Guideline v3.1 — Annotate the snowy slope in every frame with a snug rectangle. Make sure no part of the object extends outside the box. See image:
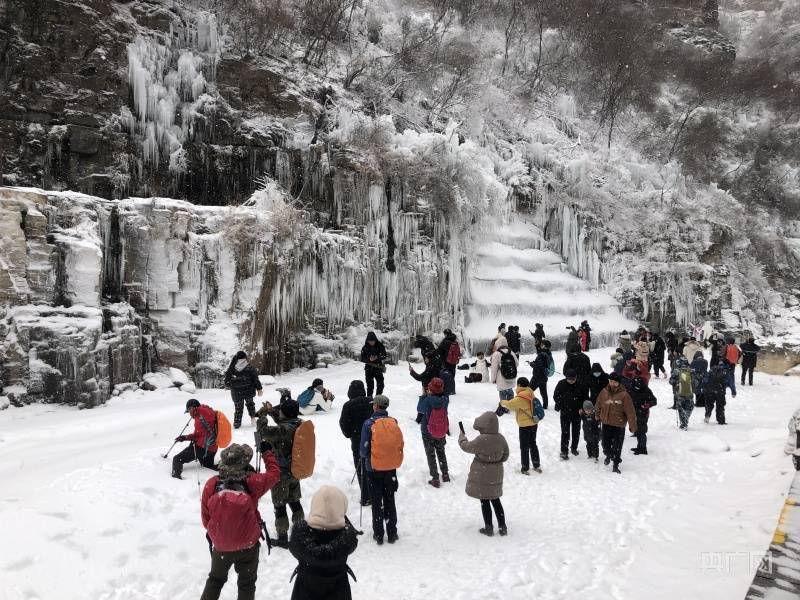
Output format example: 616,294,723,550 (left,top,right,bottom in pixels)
1,347,797,600
465,220,637,351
